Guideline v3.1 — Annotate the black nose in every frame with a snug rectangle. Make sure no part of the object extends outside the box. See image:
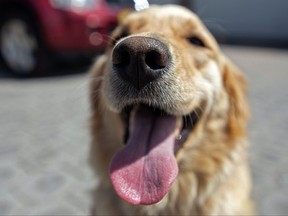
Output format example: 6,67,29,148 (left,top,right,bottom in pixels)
112,36,171,90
